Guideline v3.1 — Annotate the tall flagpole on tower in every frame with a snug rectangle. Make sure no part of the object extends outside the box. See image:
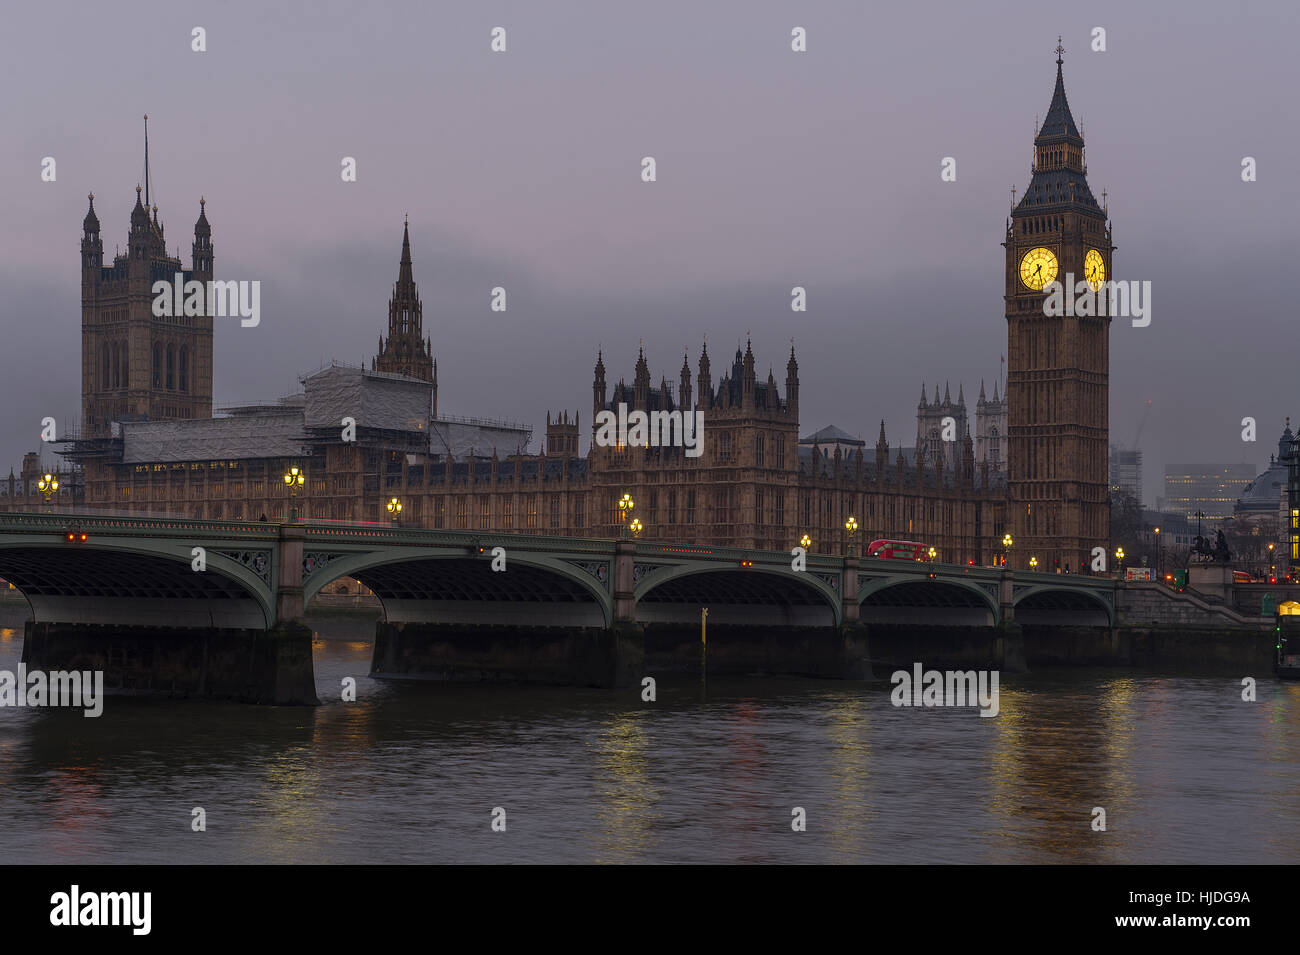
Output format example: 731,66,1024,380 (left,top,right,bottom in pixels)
143,114,151,208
